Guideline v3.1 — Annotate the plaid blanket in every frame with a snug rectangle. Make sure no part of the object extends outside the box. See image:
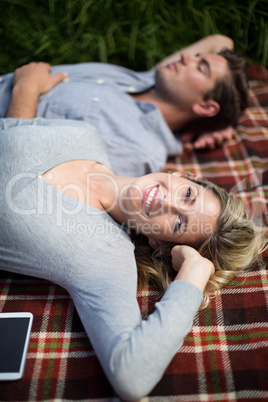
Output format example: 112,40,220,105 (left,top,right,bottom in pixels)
0,66,267,402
